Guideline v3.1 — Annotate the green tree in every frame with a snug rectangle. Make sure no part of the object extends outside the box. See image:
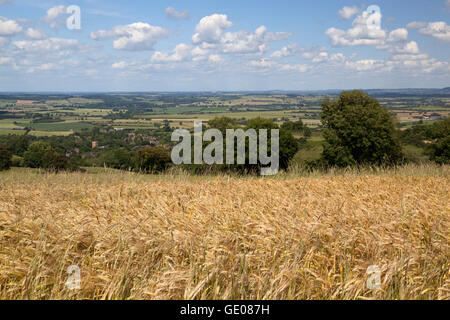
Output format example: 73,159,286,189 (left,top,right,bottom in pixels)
101,148,133,170
134,147,171,173
42,151,71,172
245,117,299,171
320,90,403,167
0,144,12,171
429,117,450,164
23,142,53,168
